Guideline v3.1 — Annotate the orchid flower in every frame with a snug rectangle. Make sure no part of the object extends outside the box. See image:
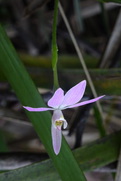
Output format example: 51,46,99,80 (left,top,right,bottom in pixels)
23,80,104,155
